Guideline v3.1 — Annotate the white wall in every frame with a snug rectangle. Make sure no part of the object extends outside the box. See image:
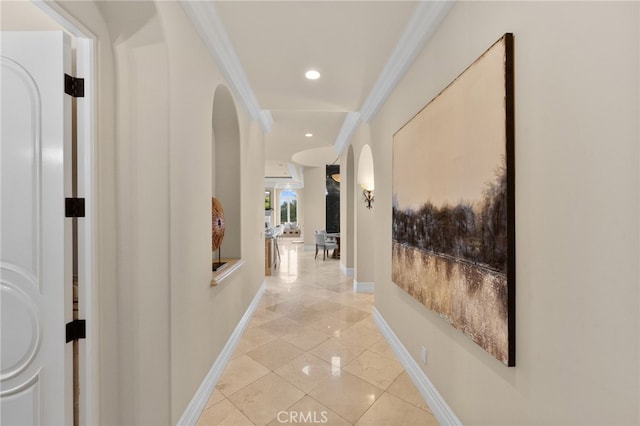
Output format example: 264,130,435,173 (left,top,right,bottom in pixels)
158,2,266,423
350,129,376,285
104,5,172,423
0,1,62,30
372,2,639,424
302,167,326,247
339,145,355,273
295,188,305,236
